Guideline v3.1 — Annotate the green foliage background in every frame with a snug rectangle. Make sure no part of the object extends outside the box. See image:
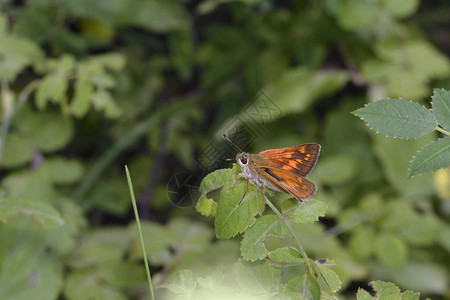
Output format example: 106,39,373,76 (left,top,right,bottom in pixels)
0,0,449,299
